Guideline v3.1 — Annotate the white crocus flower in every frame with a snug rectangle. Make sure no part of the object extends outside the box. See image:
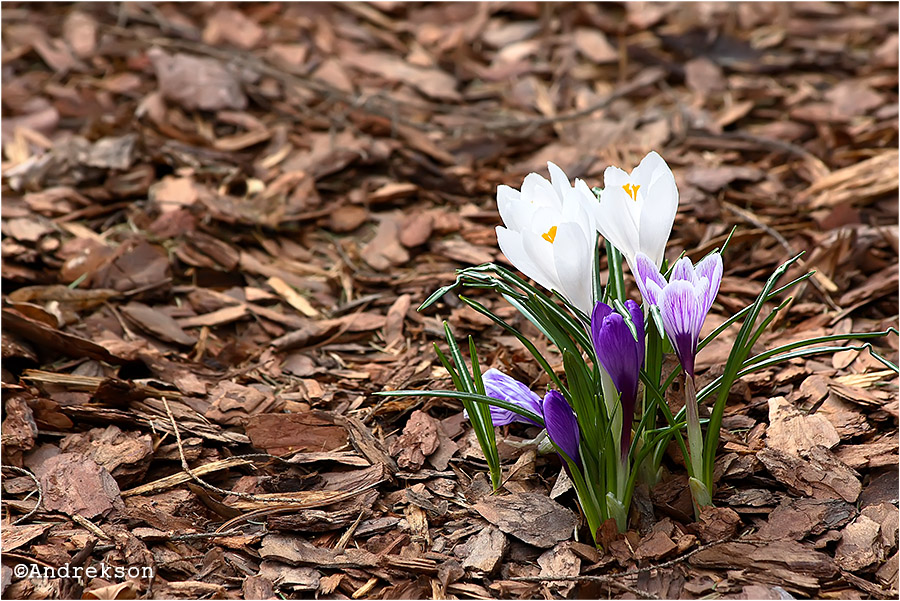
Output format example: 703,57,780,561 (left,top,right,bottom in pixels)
496,162,600,316
595,151,679,273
